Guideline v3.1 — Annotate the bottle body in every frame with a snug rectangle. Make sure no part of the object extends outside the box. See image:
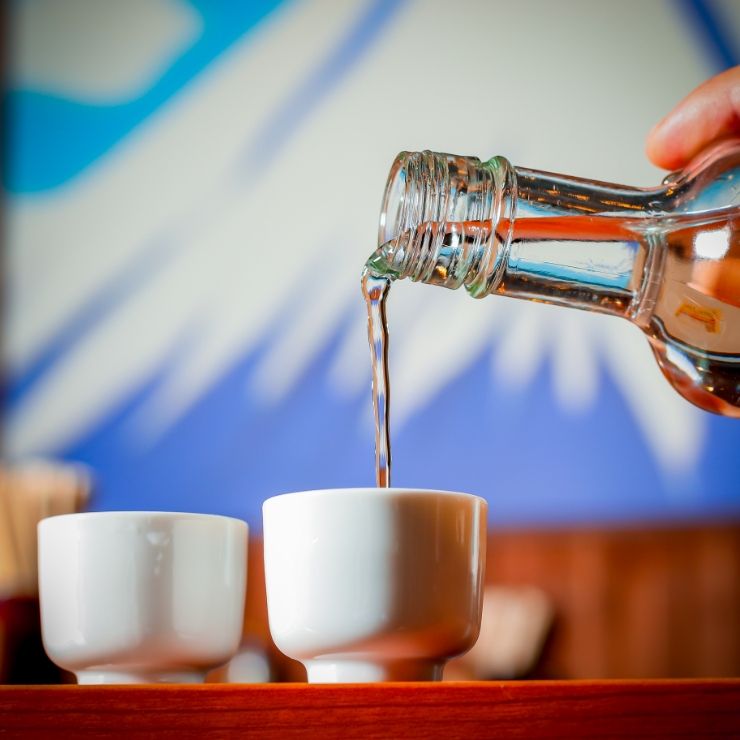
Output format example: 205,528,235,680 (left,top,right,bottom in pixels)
367,141,740,417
